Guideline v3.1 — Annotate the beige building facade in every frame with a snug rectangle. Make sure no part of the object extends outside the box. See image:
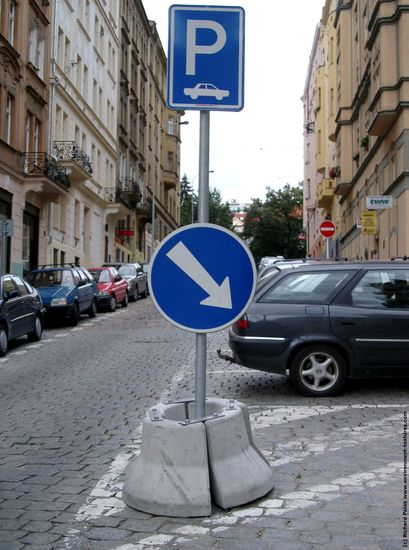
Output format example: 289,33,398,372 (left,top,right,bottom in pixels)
305,0,409,260
0,0,183,275
0,0,77,275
